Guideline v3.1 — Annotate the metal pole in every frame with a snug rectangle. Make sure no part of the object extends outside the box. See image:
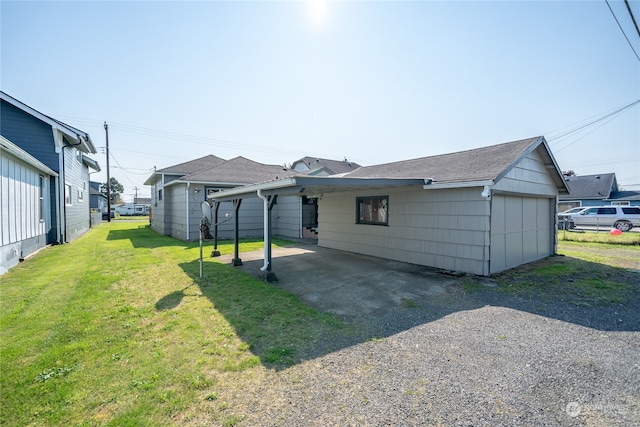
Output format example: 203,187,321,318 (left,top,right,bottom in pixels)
104,122,111,222
199,220,204,279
